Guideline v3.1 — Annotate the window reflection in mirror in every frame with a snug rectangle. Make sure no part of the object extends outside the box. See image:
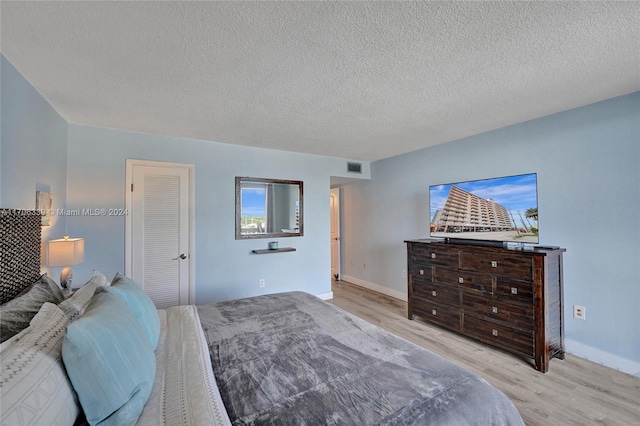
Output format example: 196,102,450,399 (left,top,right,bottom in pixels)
235,177,303,239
